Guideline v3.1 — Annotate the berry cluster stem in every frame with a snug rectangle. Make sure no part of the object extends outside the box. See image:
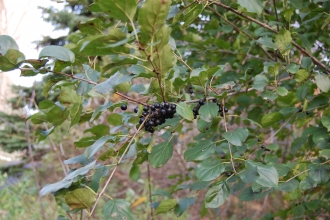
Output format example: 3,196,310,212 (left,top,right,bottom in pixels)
222,99,237,174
